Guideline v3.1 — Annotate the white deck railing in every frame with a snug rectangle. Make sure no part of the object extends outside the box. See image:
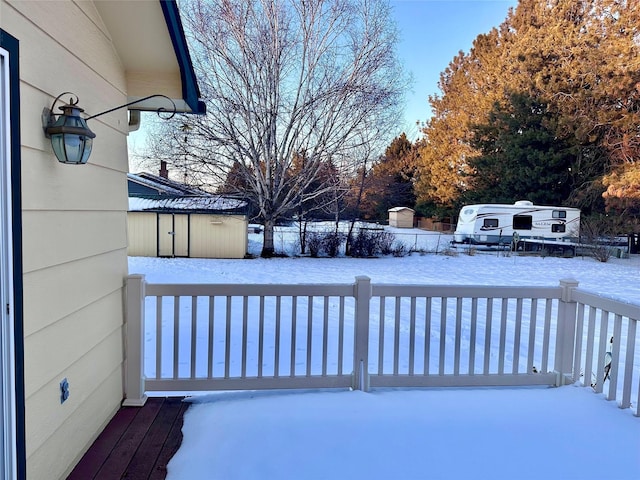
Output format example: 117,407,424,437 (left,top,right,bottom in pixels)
123,275,640,416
